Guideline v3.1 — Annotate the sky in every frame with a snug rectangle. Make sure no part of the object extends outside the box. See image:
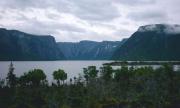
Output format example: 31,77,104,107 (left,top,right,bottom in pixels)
0,0,180,42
